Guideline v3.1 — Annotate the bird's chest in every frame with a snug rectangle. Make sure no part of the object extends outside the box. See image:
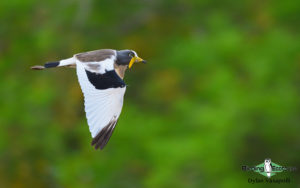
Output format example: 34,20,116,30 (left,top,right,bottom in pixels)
114,64,128,79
